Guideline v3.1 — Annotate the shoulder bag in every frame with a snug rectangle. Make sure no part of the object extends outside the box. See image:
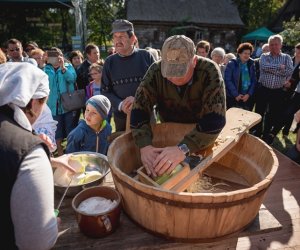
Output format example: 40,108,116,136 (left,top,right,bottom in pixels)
61,83,86,112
